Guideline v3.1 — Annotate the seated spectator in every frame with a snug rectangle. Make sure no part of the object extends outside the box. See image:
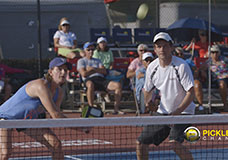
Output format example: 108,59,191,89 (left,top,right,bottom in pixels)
174,47,205,110
77,42,124,114
174,47,196,72
54,17,83,59
93,37,123,102
126,44,149,79
0,63,29,102
184,30,211,58
93,37,114,70
135,52,159,113
209,45,228,111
